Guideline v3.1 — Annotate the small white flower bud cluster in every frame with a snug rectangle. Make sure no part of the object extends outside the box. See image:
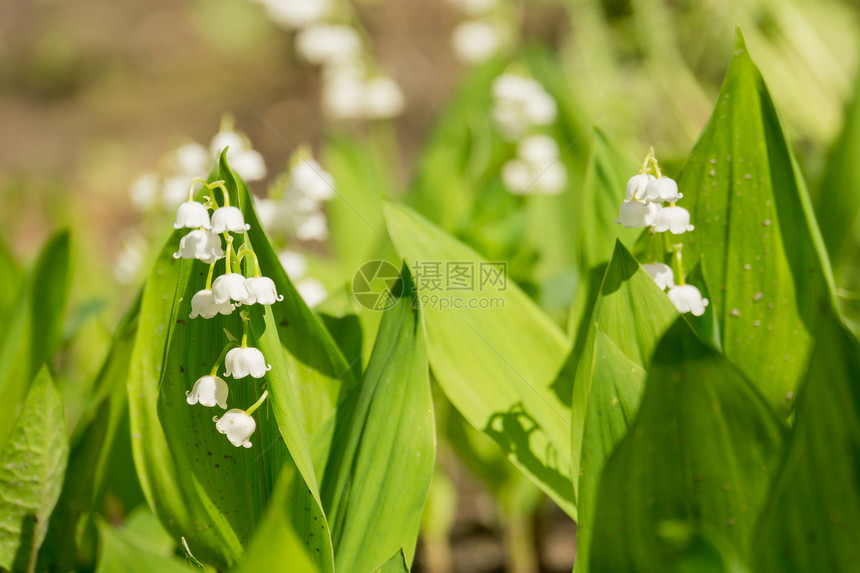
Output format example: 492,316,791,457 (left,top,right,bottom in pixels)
622,149,709,316
249,0,404,122
447,0,508,66
492,73,566,196
175,180,281,449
